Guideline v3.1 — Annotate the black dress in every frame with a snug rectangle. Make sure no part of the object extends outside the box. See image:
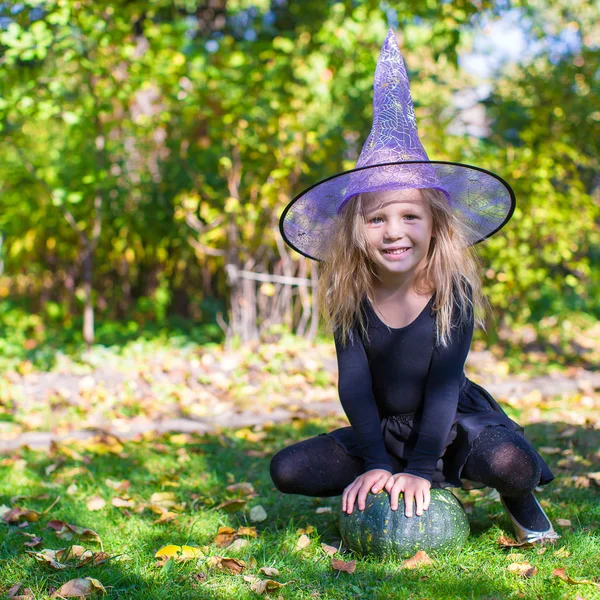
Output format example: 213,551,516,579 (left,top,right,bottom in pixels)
323,289,554,489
